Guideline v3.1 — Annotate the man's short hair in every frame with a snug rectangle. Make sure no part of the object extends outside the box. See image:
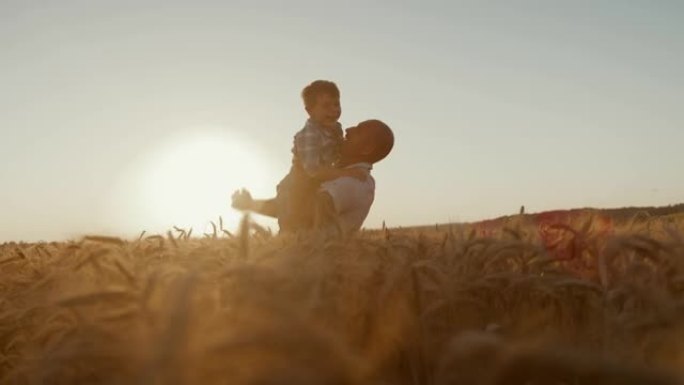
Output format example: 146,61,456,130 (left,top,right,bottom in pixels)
357,119,394,163
301,80,340,109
